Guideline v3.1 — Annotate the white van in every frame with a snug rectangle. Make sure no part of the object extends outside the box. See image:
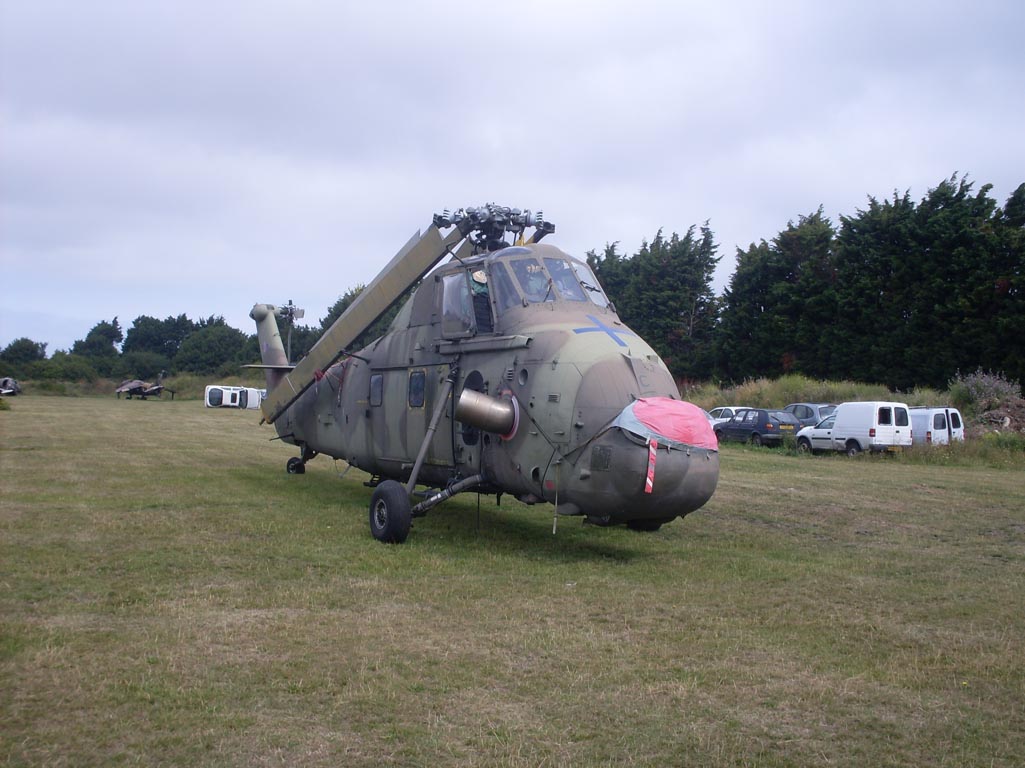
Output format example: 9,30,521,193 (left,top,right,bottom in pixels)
799,401,912,455
204,385,265,410
910,406,965,445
